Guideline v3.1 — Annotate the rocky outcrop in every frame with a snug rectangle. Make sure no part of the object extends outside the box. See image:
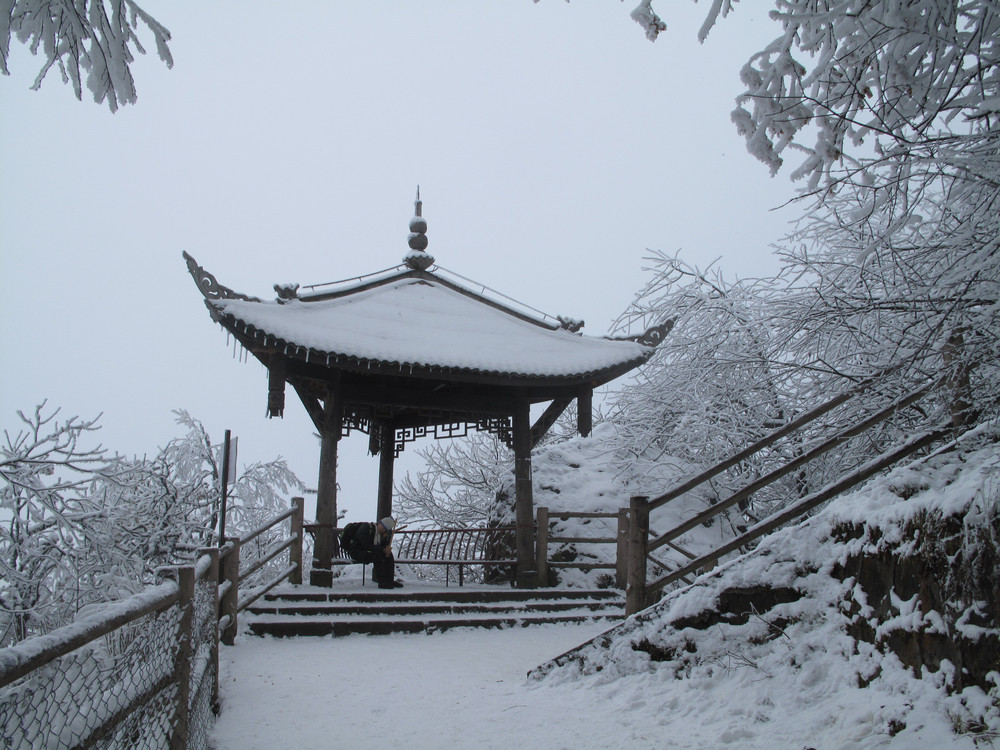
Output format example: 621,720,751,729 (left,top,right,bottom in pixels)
835,510,1000,693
